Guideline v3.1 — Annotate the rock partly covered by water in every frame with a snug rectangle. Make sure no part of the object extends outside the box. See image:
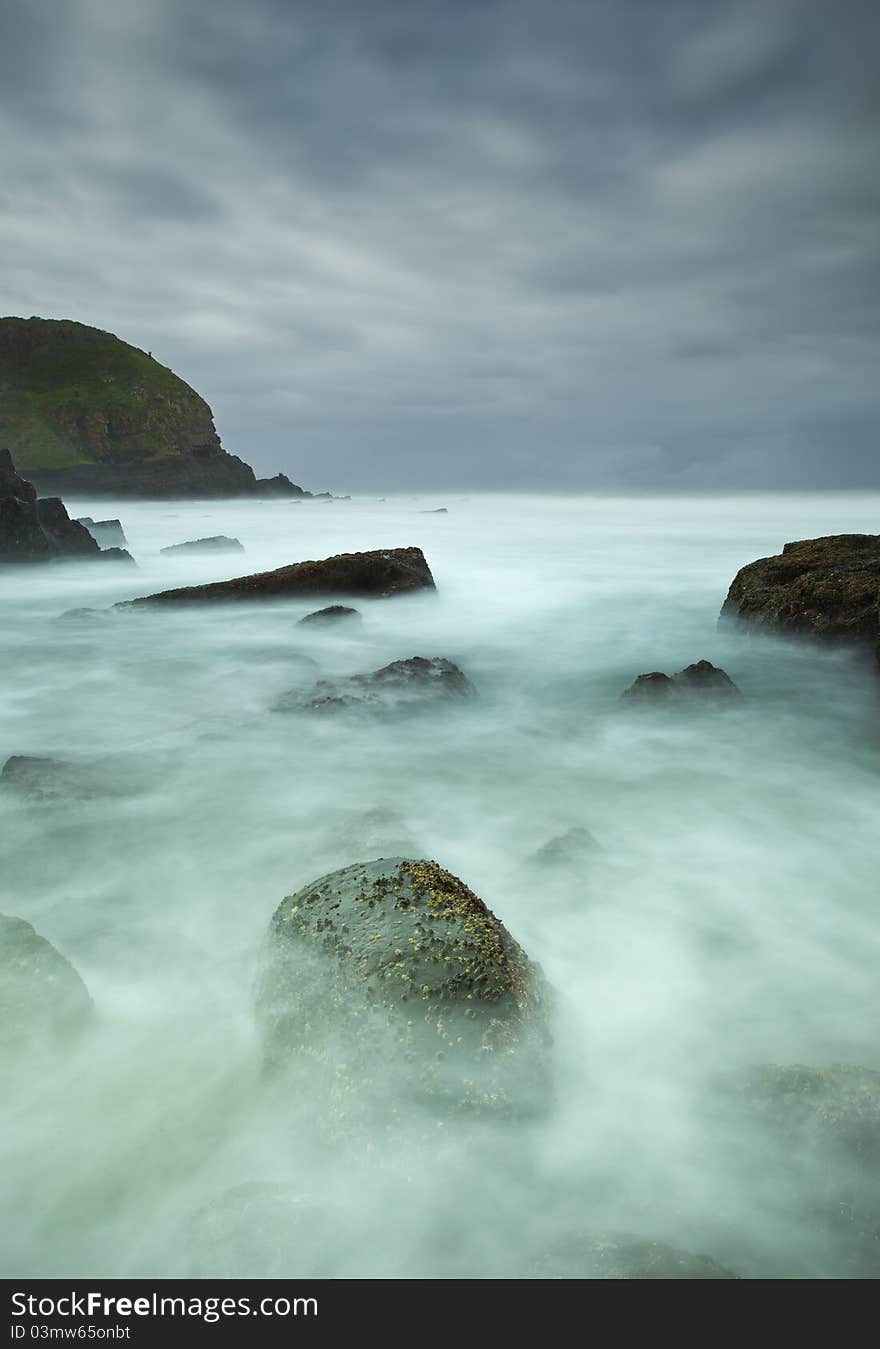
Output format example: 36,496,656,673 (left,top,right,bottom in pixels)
256,857,551,1115
622,660,741,700
276,656,474,714
118,547,436,607
160,535,244,556
530,826,601,868
0,451,102,563
0,914,93,1059
529,1231,738,1280
721,535,880,656
298,604,361,626
76,517,127,548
